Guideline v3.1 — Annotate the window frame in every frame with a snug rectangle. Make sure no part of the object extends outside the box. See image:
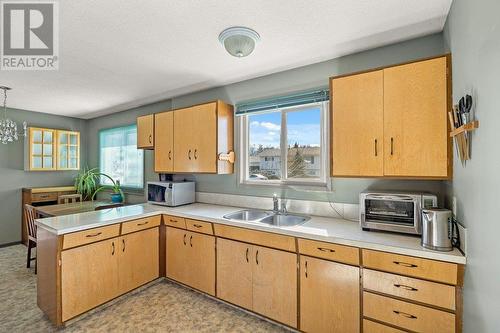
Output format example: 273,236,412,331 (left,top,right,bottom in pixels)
239,101,329,187
98,124,145,191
